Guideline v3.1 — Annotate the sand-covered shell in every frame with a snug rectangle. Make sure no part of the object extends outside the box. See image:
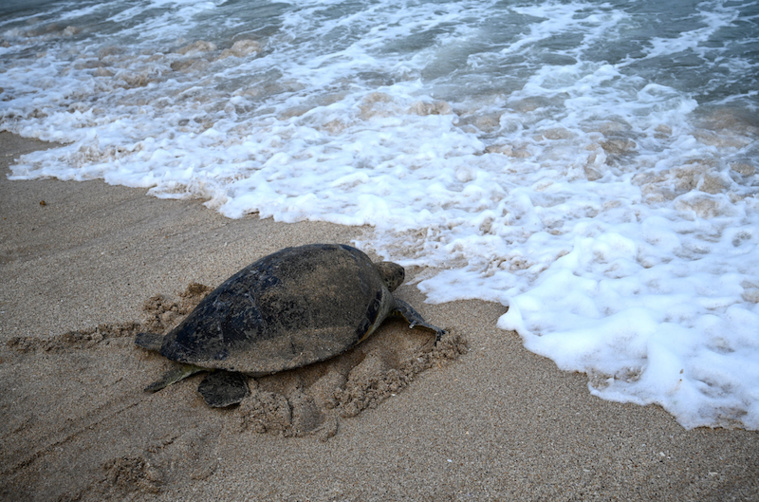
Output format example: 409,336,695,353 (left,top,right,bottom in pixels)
158,243,401,373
